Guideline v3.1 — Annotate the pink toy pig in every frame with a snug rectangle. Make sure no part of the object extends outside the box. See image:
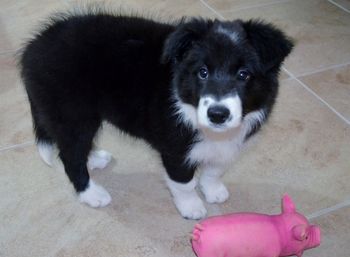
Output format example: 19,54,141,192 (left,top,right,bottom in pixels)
191,194,321,257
